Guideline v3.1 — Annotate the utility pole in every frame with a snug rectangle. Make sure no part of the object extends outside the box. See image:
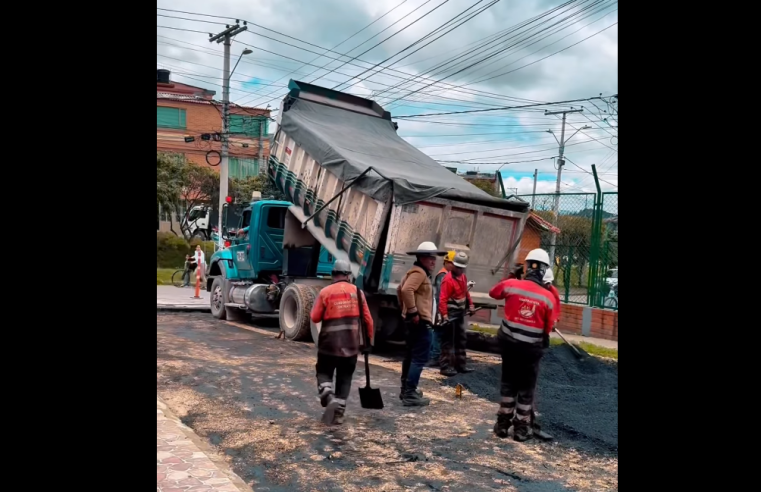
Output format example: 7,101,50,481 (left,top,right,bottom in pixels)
543,108,586,267
531,169,537,209
210,22,248,248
